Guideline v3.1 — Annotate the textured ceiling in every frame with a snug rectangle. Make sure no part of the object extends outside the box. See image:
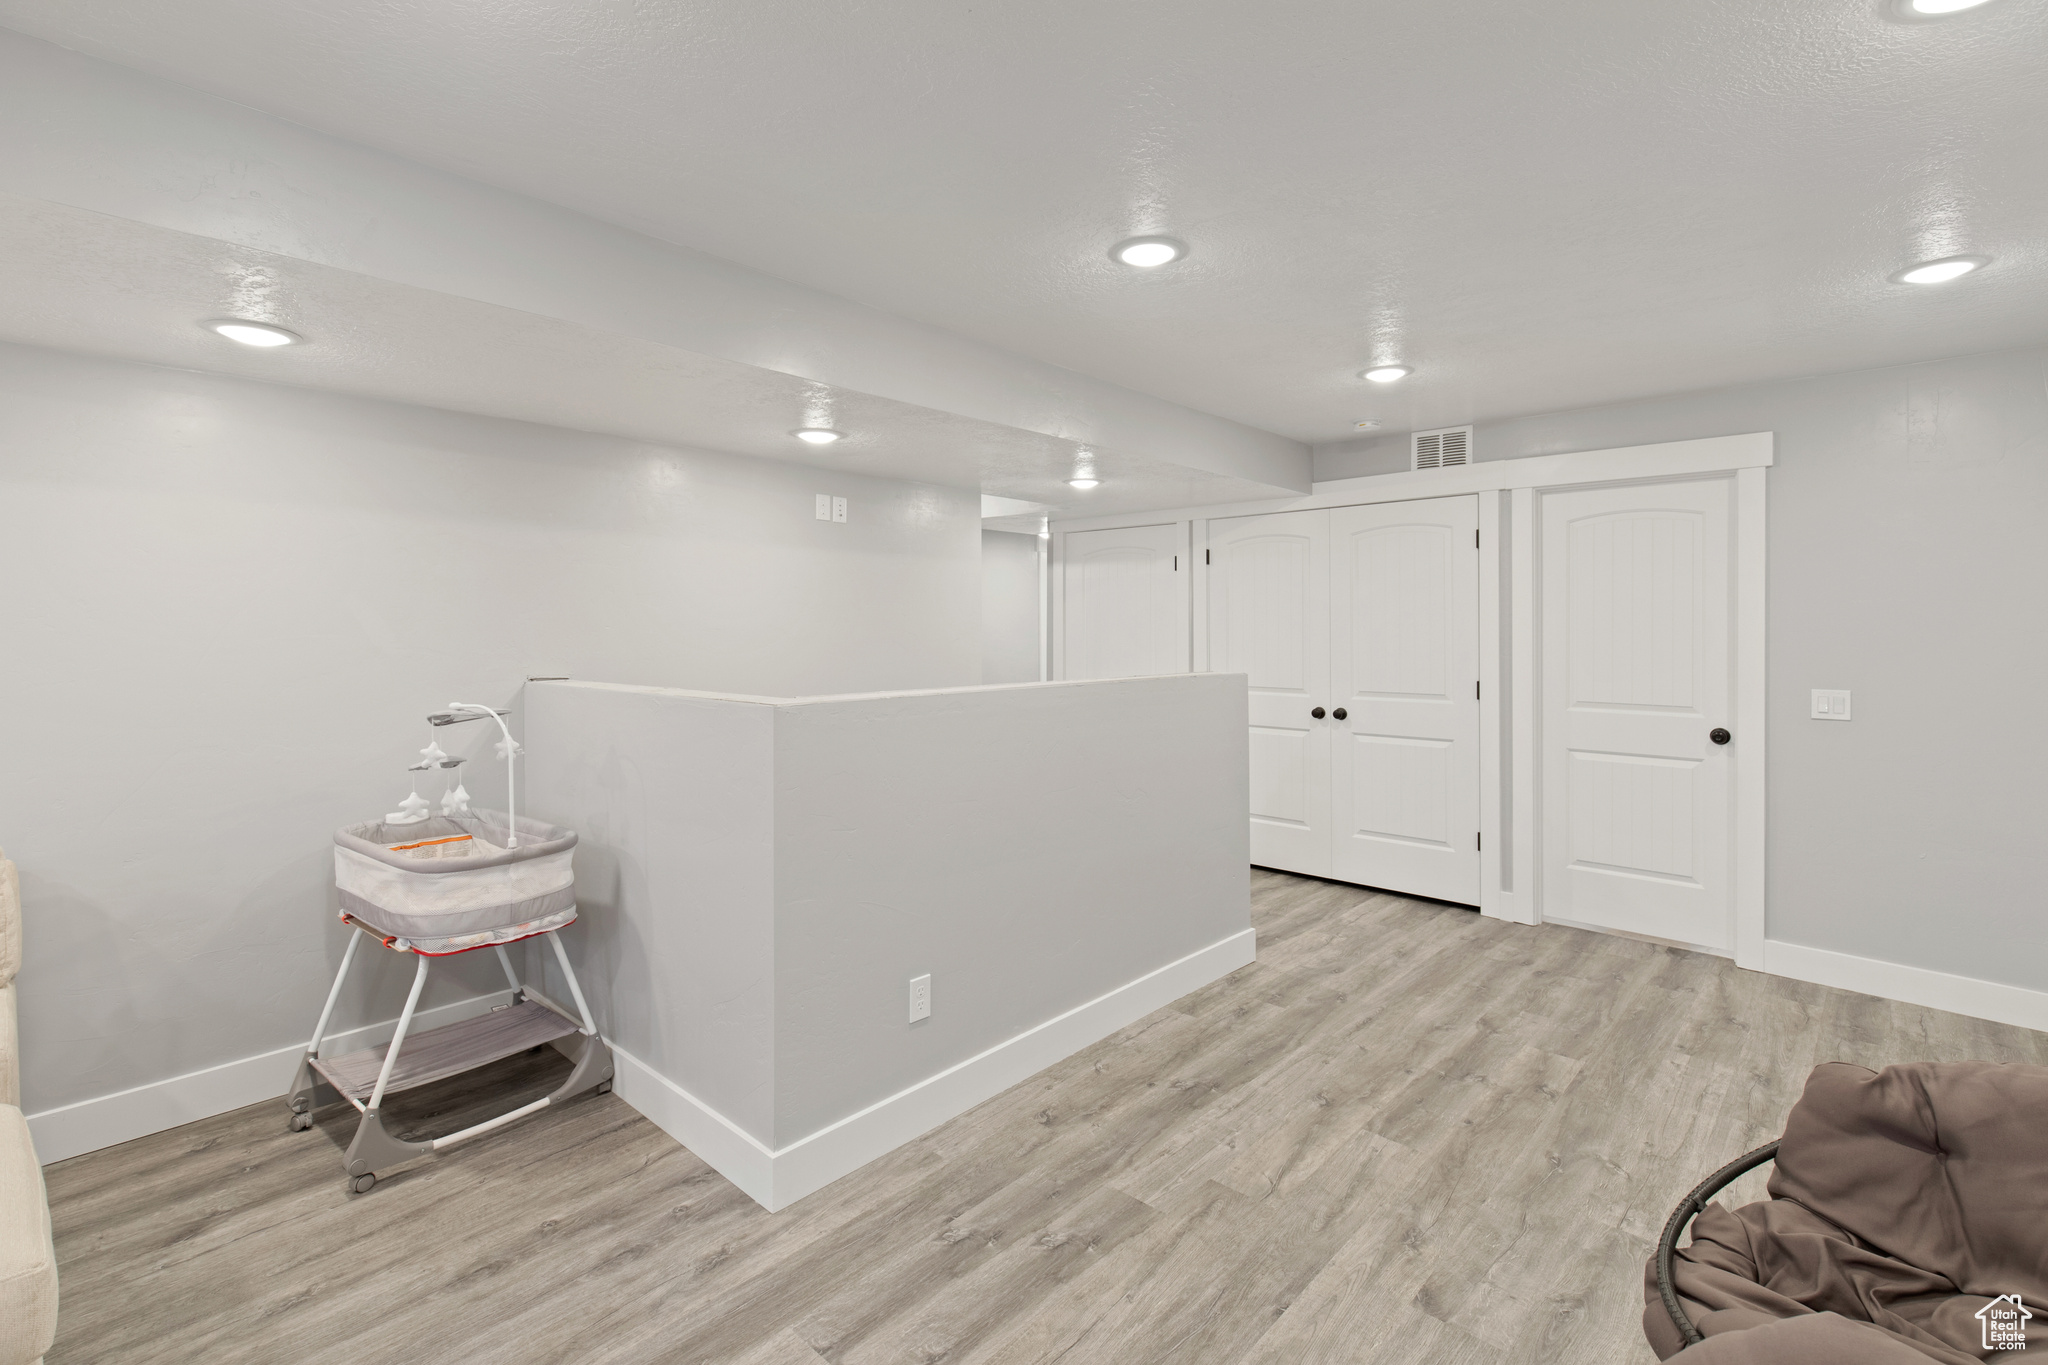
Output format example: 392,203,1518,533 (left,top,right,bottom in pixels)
0,194,1280,516
3,1,2045,444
